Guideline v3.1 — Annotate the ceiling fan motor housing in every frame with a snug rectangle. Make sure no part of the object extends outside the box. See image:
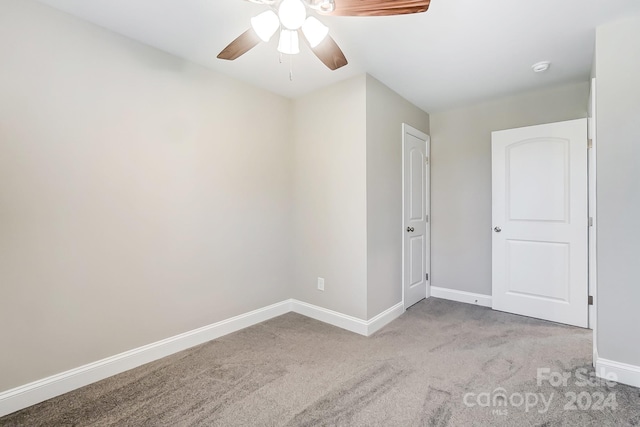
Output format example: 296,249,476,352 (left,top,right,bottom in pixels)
247,0,335,12
305,0,336,12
